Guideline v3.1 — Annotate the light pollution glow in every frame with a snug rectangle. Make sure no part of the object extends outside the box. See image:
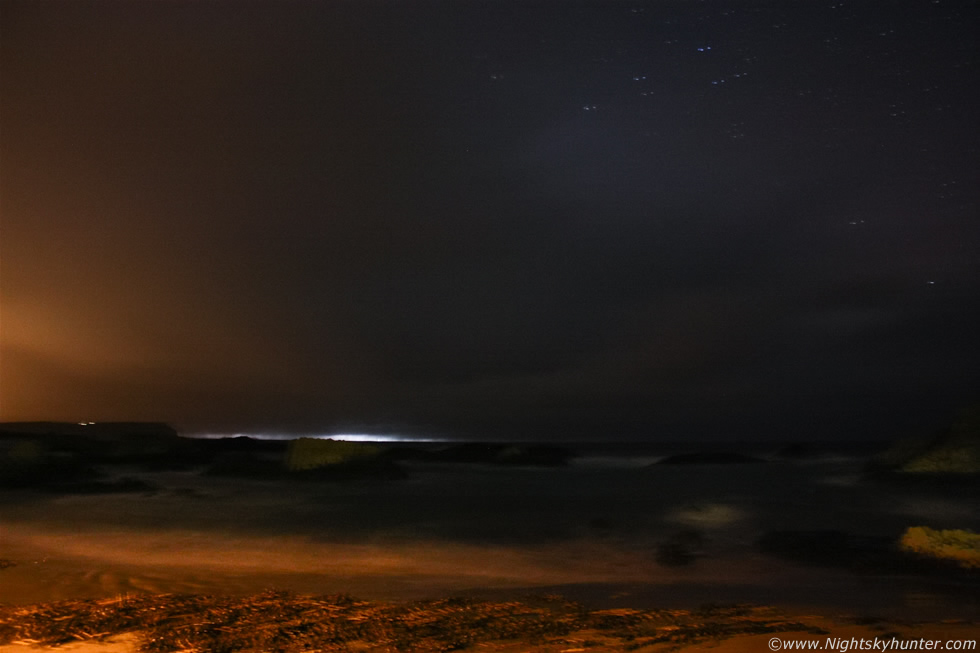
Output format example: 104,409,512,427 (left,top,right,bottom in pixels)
192,433,447,443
